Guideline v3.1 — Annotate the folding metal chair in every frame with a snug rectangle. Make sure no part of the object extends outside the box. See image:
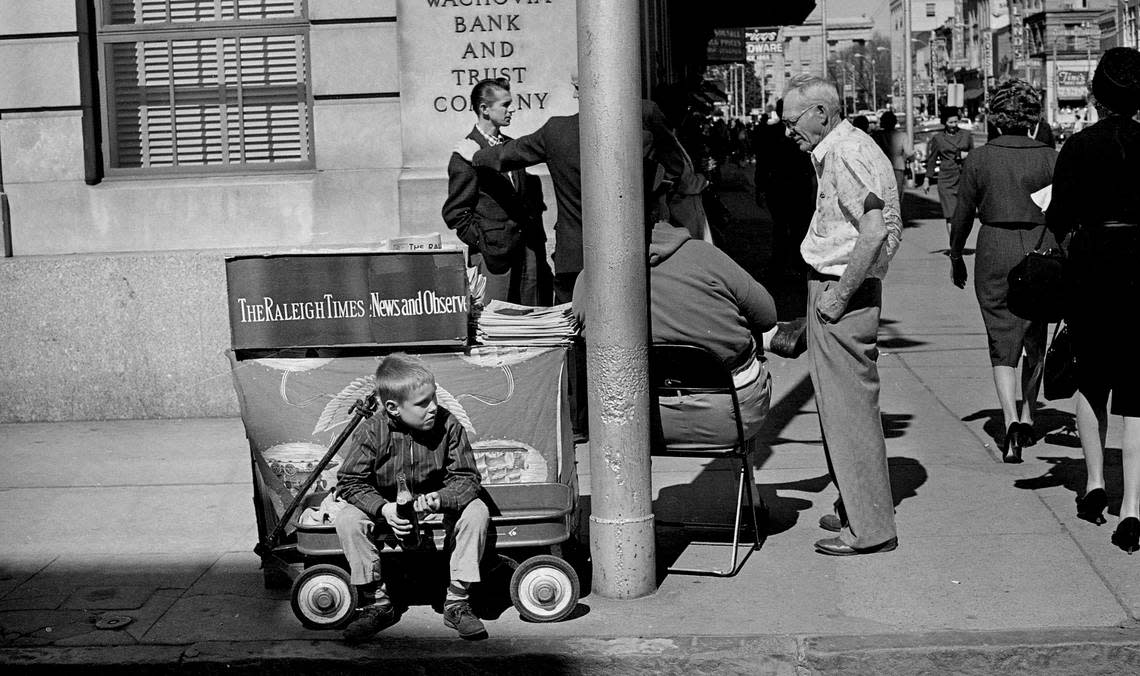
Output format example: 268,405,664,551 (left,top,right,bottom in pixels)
649,342,765,577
